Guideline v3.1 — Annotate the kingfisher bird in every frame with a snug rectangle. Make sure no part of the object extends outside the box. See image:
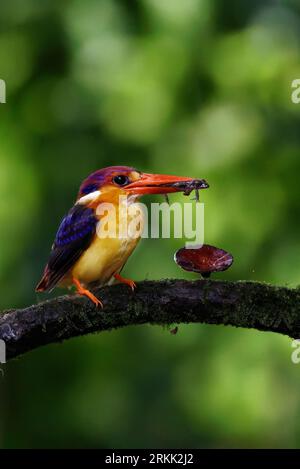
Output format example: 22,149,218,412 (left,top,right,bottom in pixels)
36,166,207,307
